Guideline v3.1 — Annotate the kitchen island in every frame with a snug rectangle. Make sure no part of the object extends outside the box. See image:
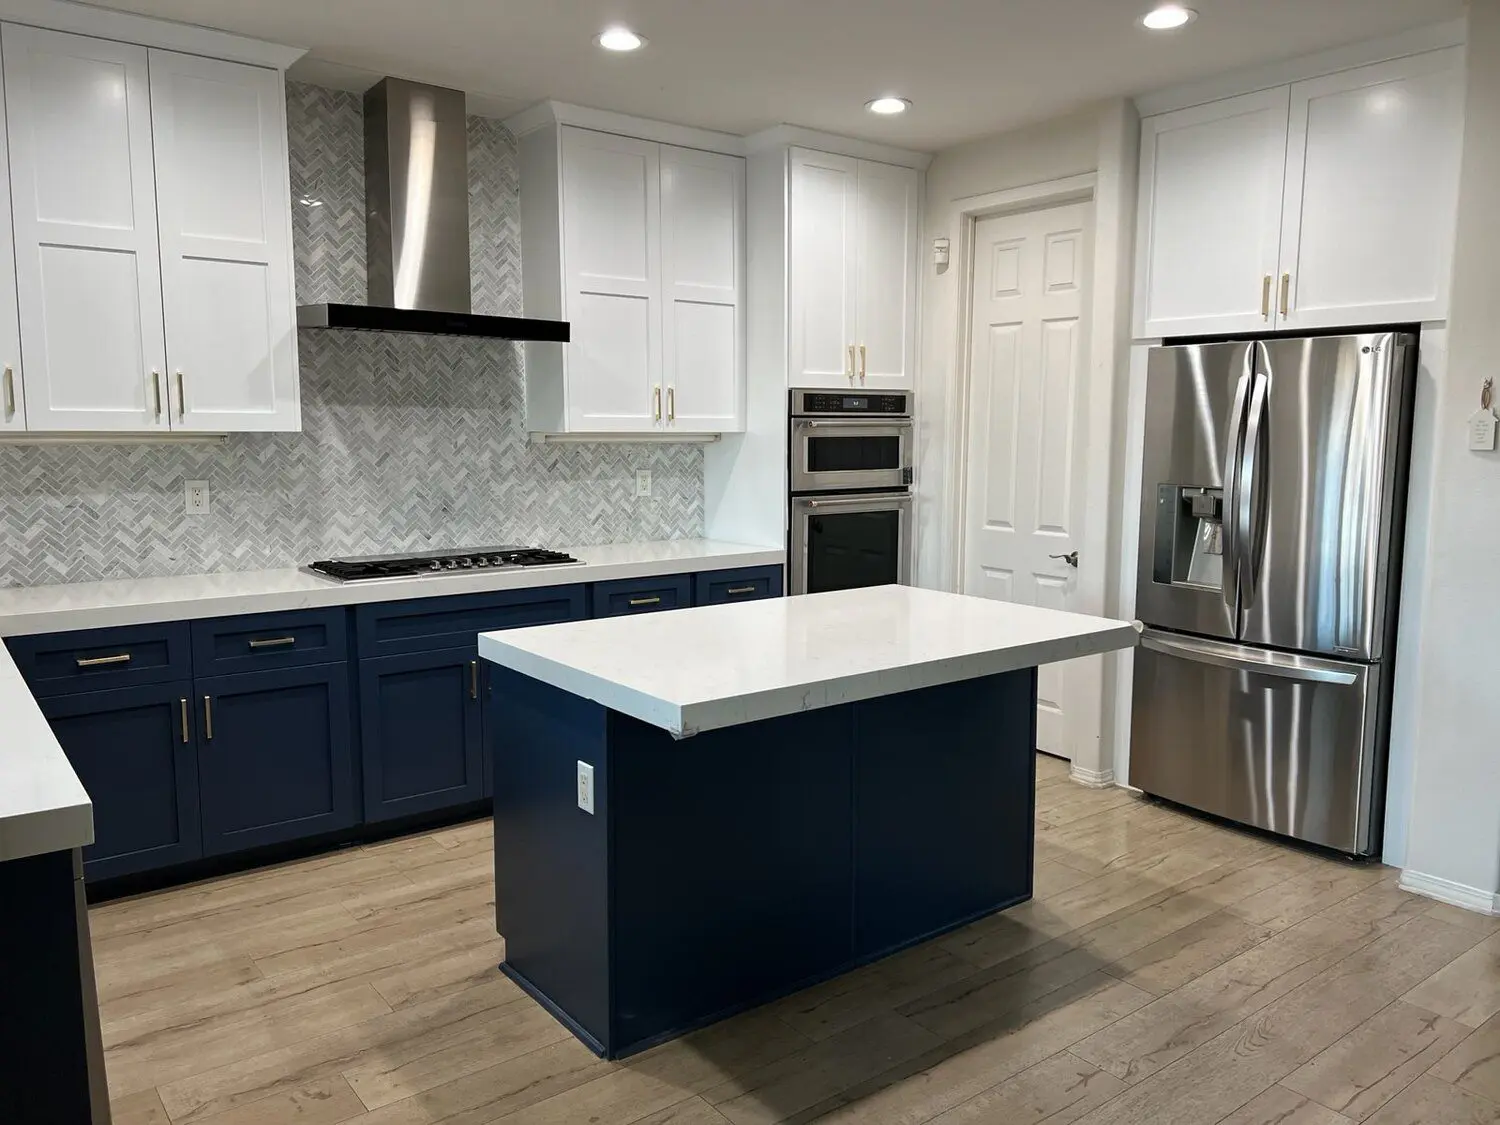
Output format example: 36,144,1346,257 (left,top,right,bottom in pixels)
479,585,1139,1058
